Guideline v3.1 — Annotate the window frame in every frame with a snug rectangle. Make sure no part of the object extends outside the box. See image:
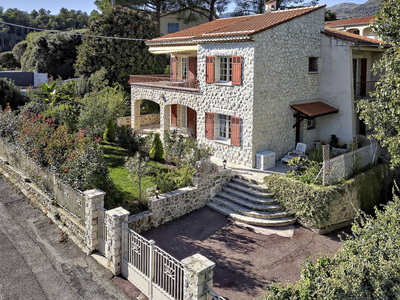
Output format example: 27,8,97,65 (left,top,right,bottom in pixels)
218,57,233,83
181,57,189,80
308,57,318,73
218,114,231,140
